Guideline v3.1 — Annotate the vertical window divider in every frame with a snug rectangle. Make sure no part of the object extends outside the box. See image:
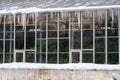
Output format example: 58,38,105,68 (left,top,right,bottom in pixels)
93,10,95,63
77,11,81,63
105,10,108,64
23,13,26,62
80,11,83,63
69,12,71,63
13,14,16,62
46,13,48,63
35,13,37,63
118,9,120,64
39,14,42,63
57,12,59,64
9,21,12,62
3,14,6,63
